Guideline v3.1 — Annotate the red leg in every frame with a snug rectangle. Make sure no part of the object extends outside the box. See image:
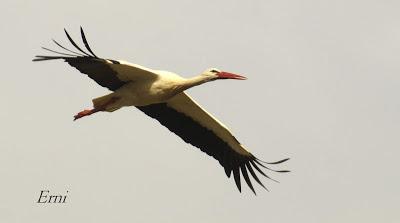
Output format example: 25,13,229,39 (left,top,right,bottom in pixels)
73,108,99,121
73,97,119,121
